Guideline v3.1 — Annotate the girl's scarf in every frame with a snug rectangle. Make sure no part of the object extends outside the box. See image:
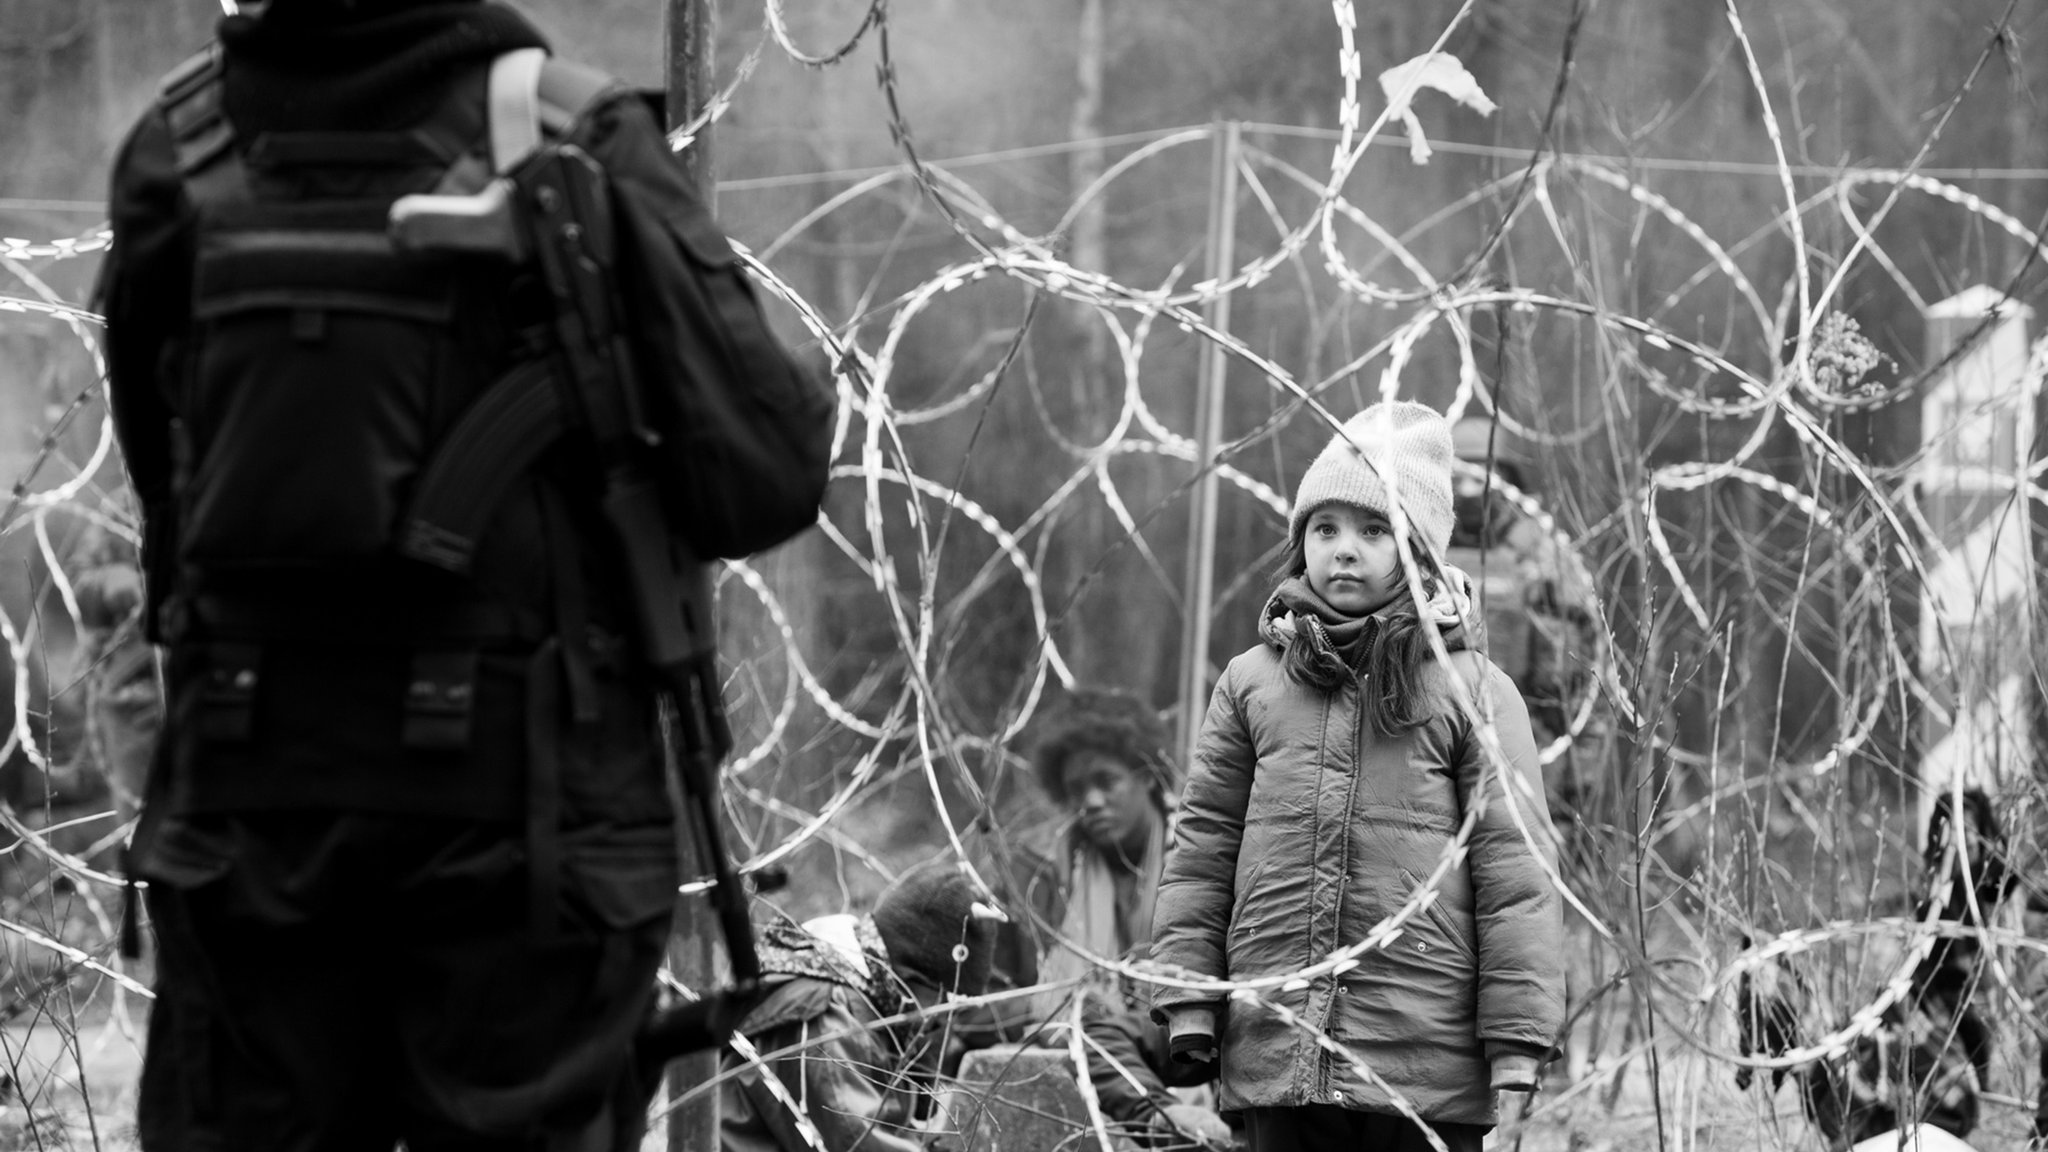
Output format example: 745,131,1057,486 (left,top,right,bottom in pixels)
1259,568,1478,669
1033,811,1168,1019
